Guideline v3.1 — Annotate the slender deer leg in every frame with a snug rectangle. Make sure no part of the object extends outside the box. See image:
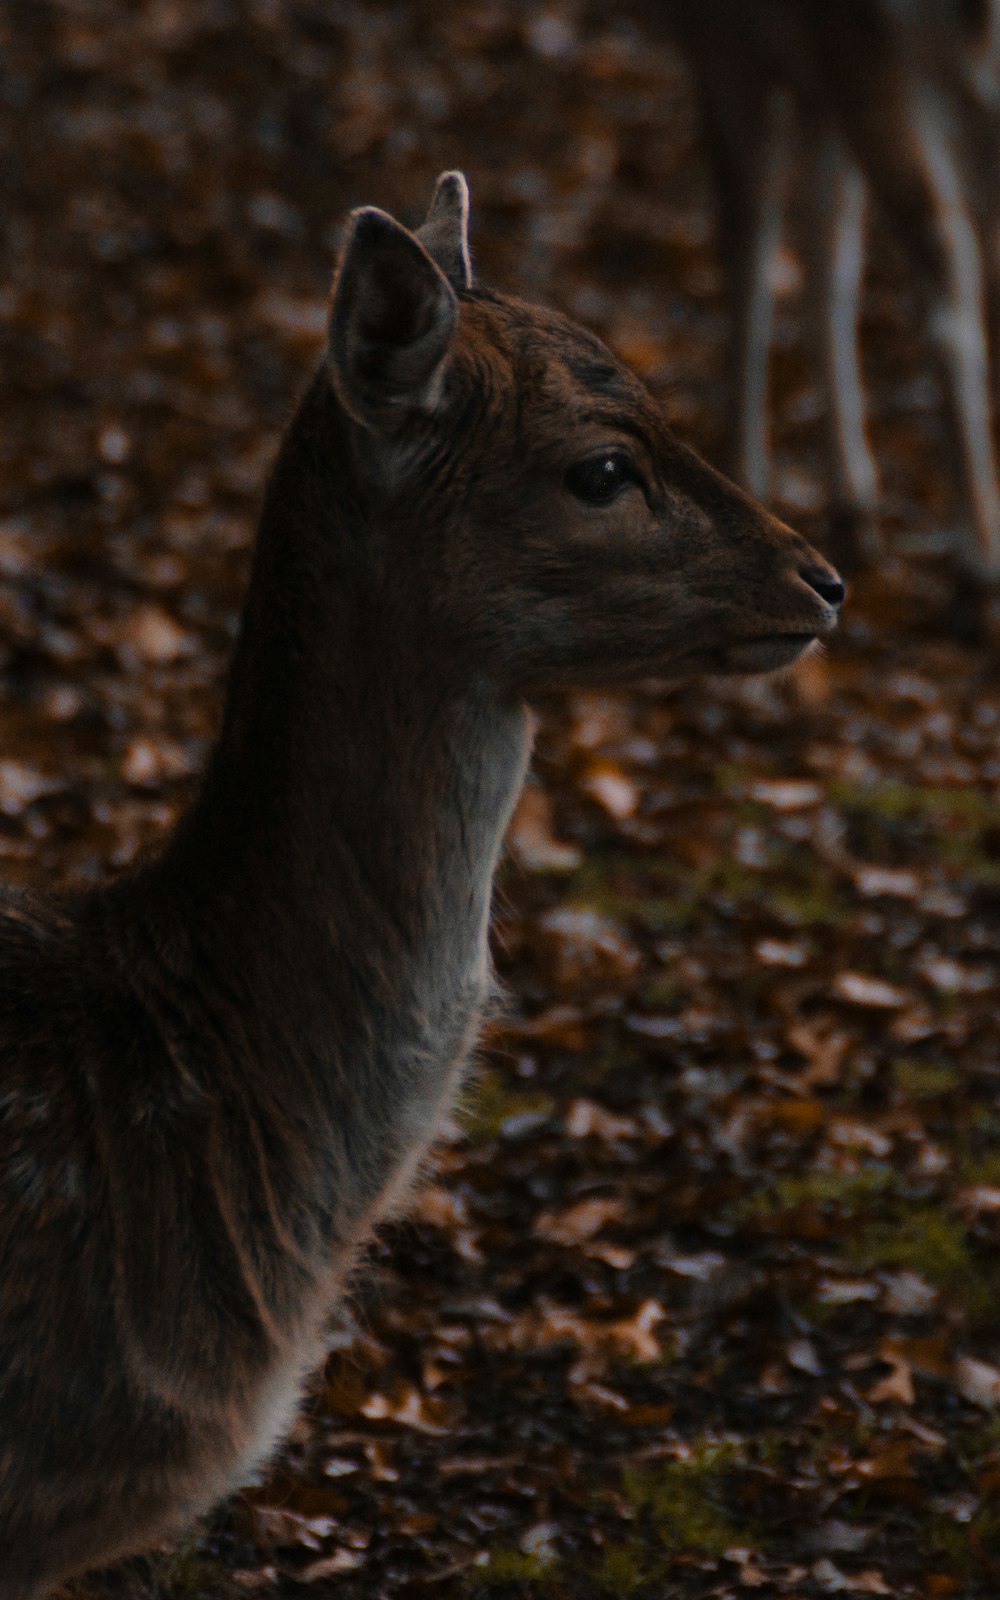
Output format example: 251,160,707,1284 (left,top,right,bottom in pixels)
805,131,879,533
904,79,1000,573
727,90,793,498
724,90,793,498
693,53,792,499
